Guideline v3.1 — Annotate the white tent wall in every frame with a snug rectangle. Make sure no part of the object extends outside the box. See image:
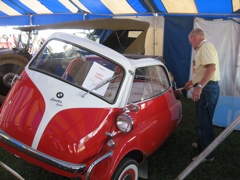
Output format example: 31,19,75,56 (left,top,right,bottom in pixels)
188,18,240,97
